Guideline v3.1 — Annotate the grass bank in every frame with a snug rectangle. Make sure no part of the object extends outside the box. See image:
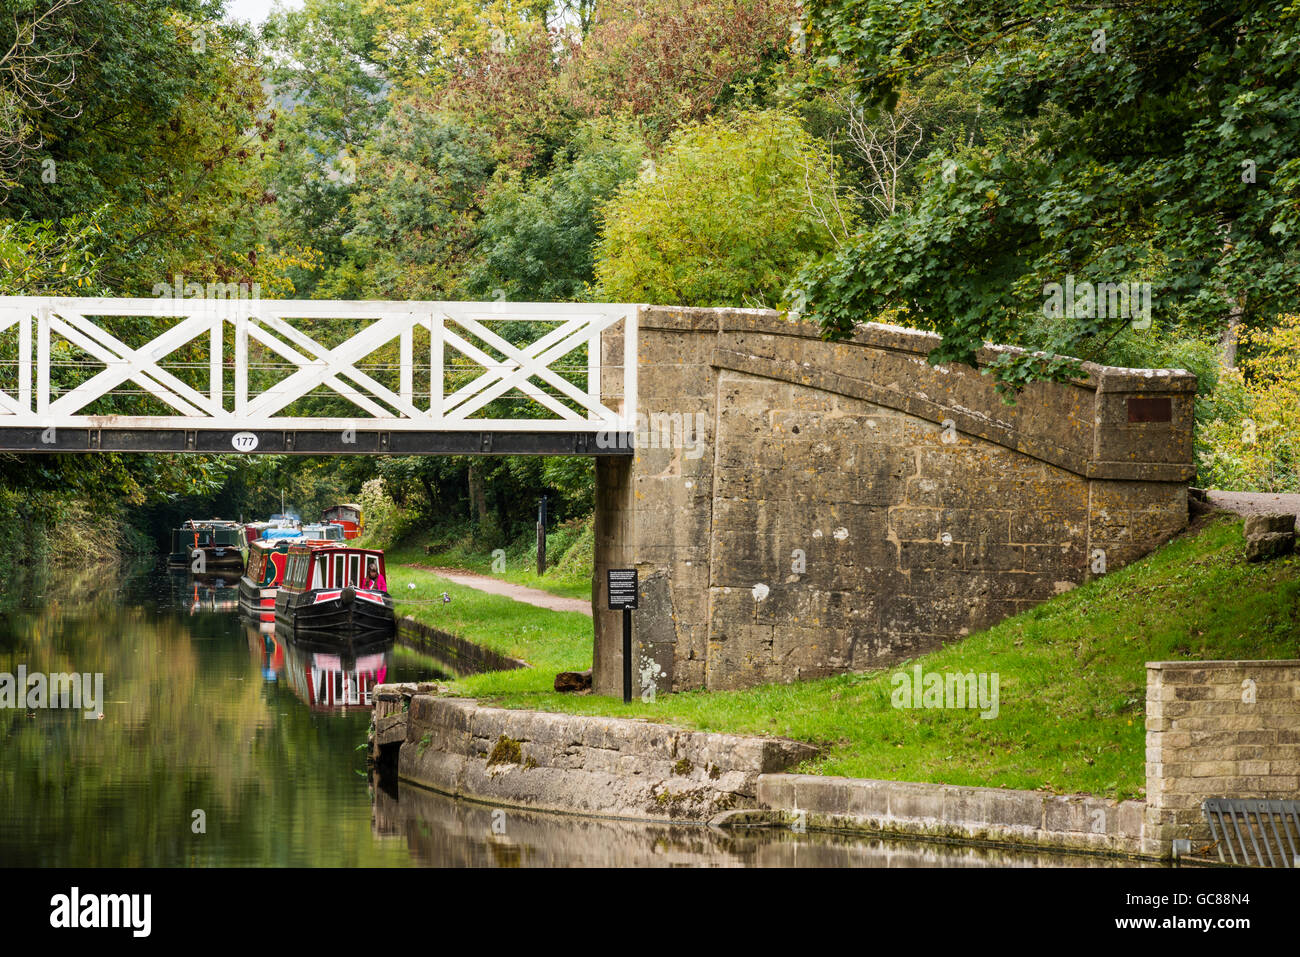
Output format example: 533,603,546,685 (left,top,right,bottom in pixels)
436,515,1298,800
386,564,593,695
376,516,594,601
